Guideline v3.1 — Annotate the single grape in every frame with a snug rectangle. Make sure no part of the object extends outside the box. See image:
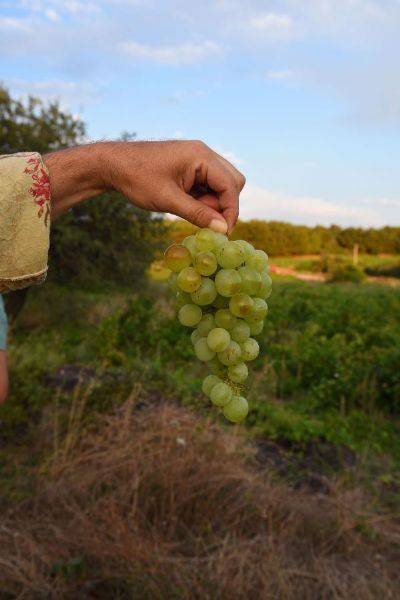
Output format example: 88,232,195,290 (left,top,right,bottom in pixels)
223,396,249,423
210,382,233,407
190,277,217,305
168,273,179,293
207,327,231,352
228,362,248,384
249,319,264,336
175,290,191,308
191,328,203,345
214,232,228,248
215,269,242,297
240,338,259,362
202,374,222,396
194,251,218,276
194,338,216,362
212,295,229,309
235,240,255,261
215,308,237,330
177,267,202,293
182,235,198,257
238,266,262,295
230,320,251,343
229,294,254,318
246,249,268,272
197,314,215,336
216,241,245,269
218,340,242,366
195,228,217,252
178,303,202,327
248,298,268,321
258,272,272,299
164,244,192,272
206,357,226,377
